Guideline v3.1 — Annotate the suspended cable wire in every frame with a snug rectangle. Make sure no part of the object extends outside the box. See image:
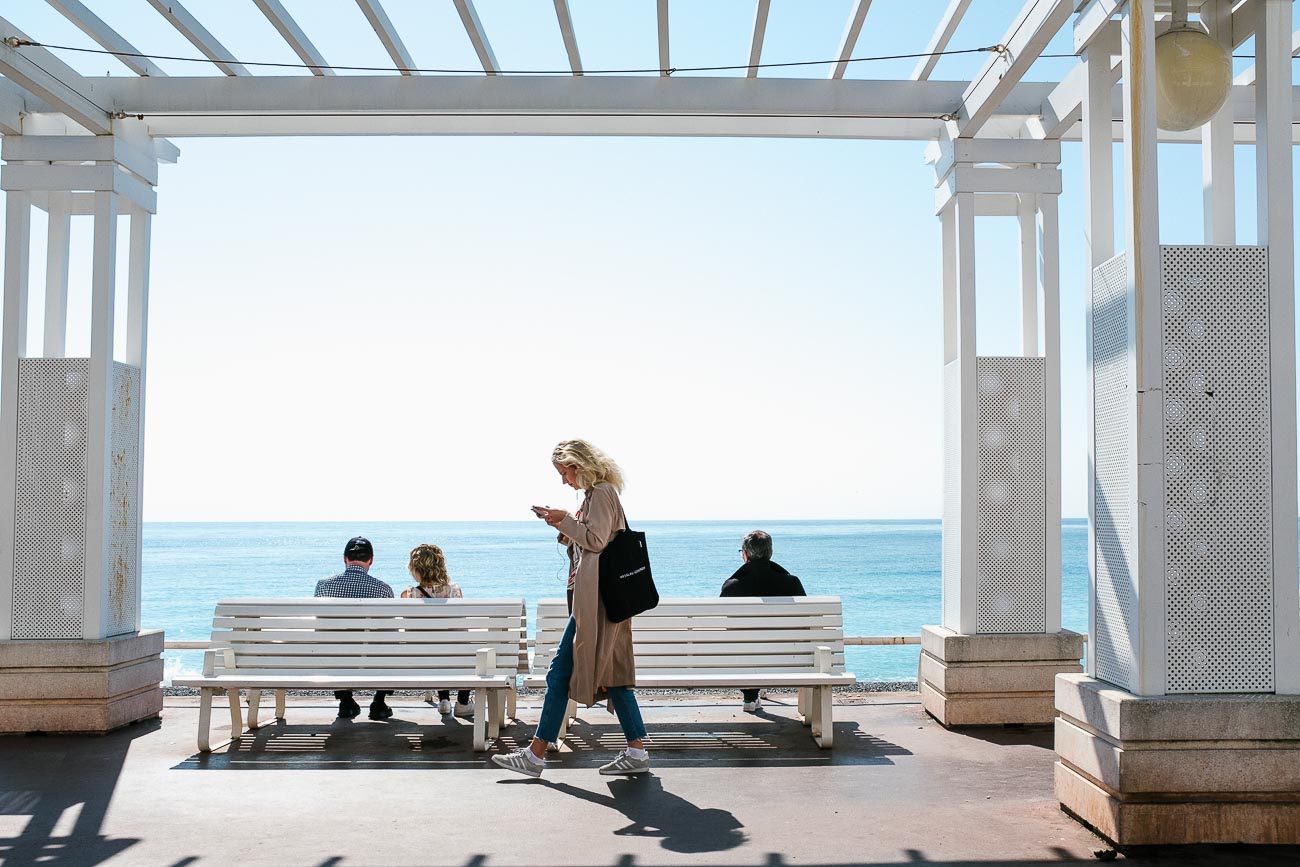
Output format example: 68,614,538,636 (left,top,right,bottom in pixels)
10,37,1005,77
